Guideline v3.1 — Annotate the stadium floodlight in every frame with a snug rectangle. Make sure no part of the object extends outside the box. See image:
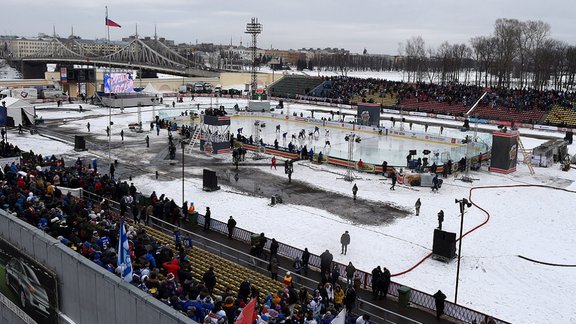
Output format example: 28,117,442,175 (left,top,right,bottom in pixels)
245,18,263,99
